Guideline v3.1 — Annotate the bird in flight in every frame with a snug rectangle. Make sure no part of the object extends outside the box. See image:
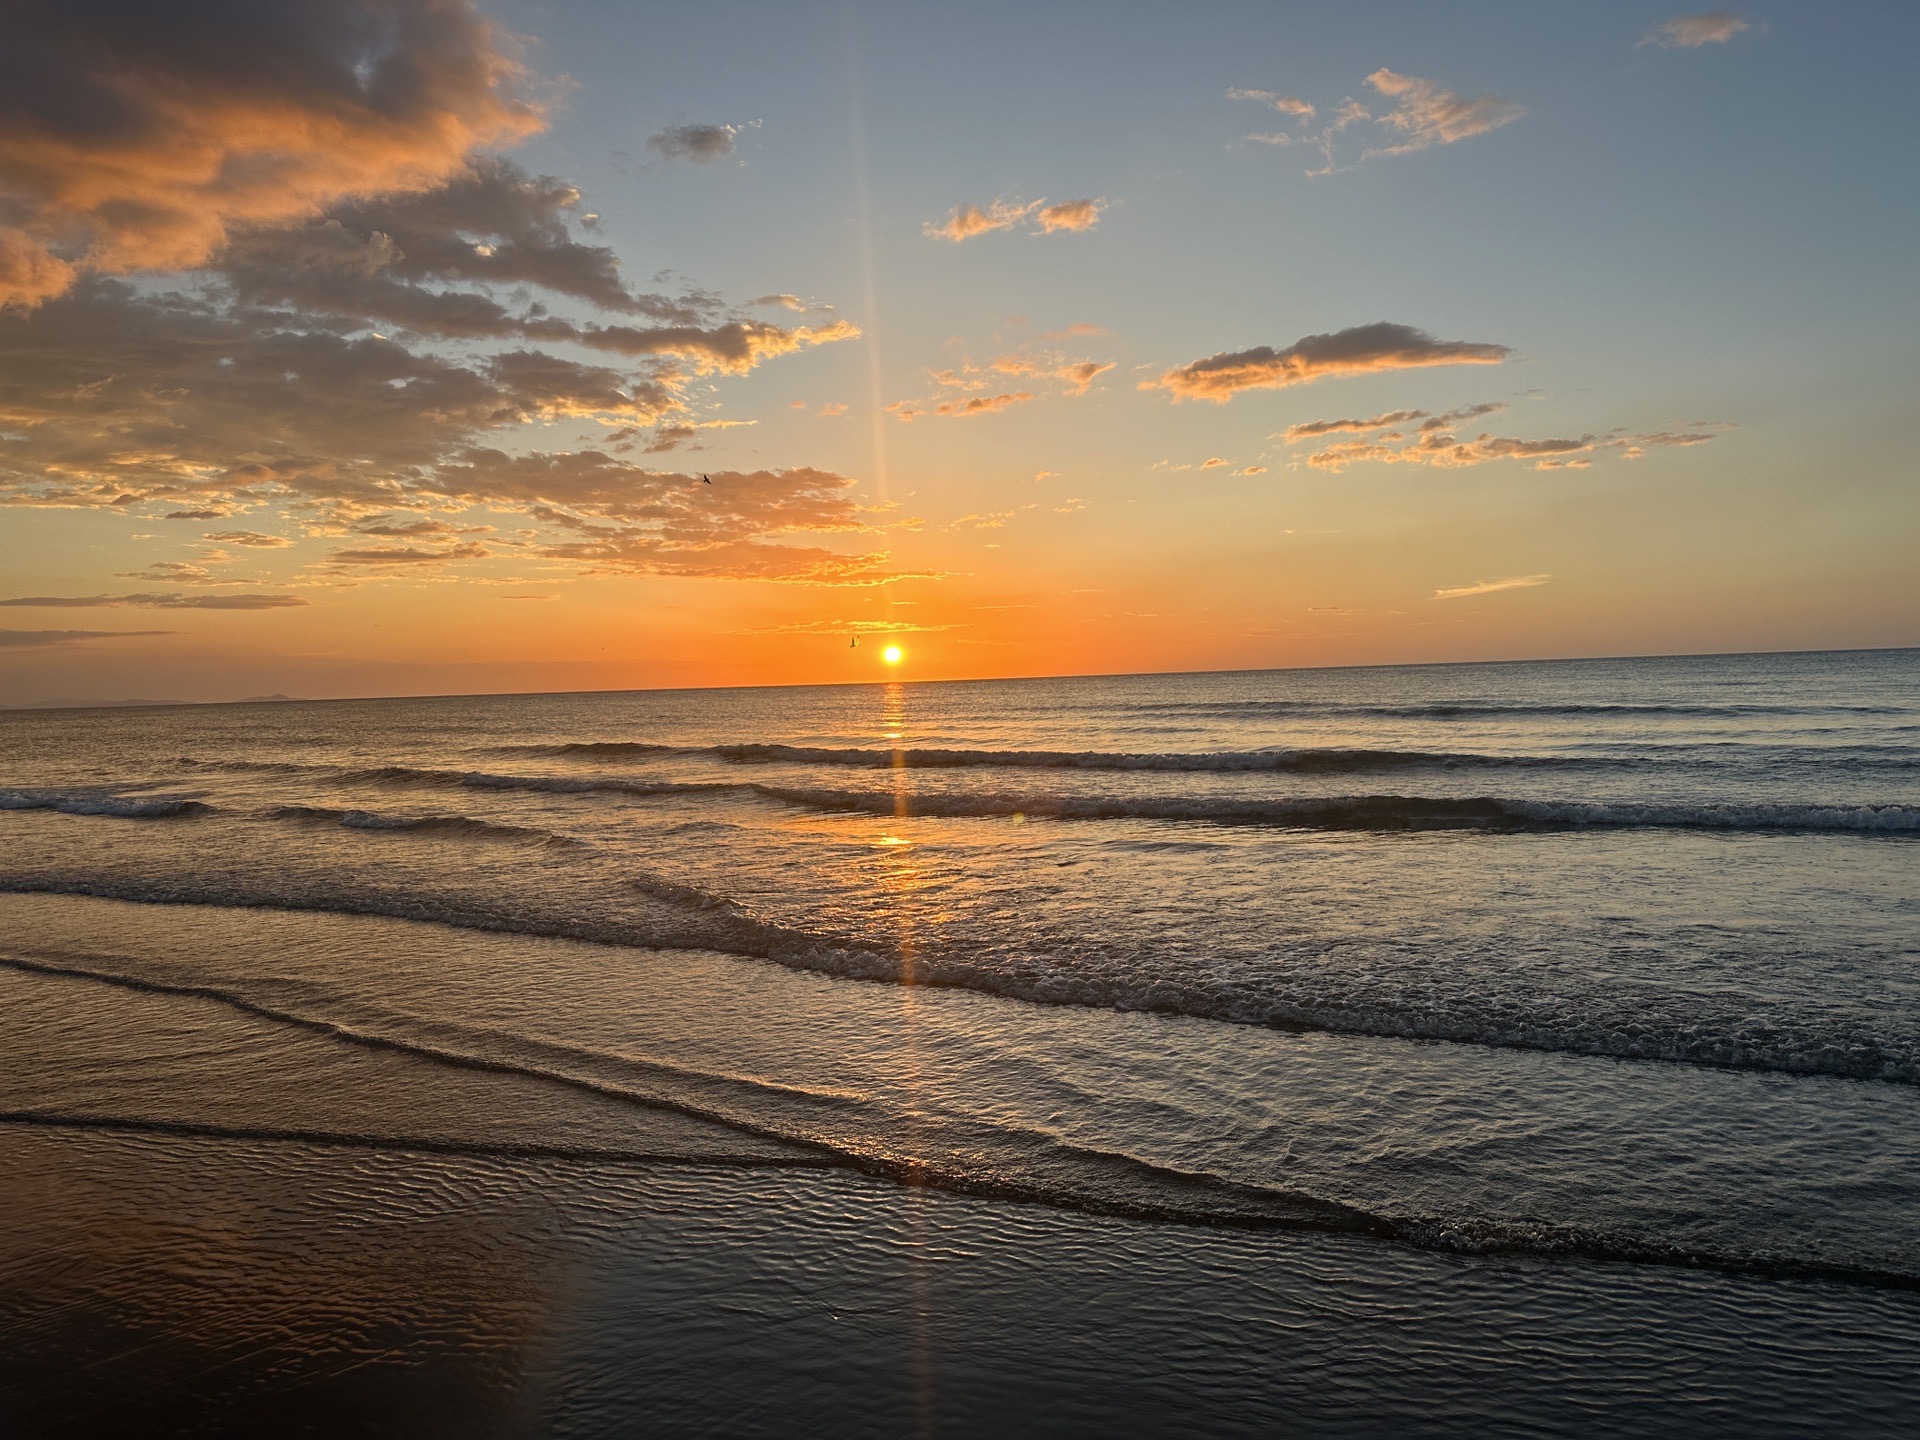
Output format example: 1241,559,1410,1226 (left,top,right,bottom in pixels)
849,635,858,648
701,473,712,485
